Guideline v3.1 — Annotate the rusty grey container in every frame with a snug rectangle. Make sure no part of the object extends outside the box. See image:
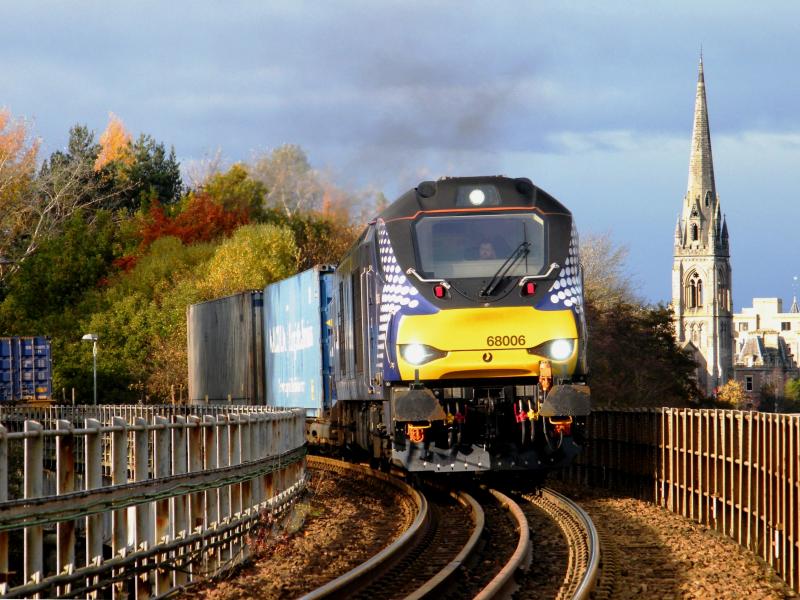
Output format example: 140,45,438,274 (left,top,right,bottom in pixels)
187,291,265,404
